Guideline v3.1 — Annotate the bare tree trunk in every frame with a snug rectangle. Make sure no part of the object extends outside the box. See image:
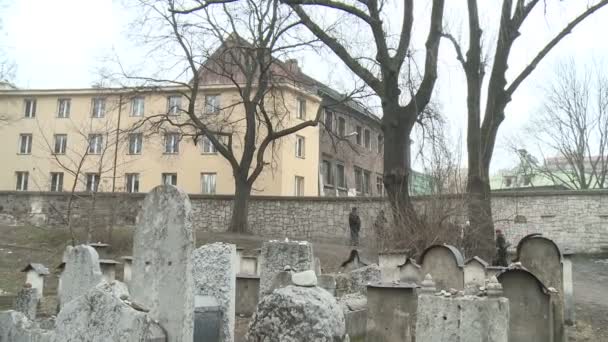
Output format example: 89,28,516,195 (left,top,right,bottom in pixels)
466,169,494,260
230,176,252,233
